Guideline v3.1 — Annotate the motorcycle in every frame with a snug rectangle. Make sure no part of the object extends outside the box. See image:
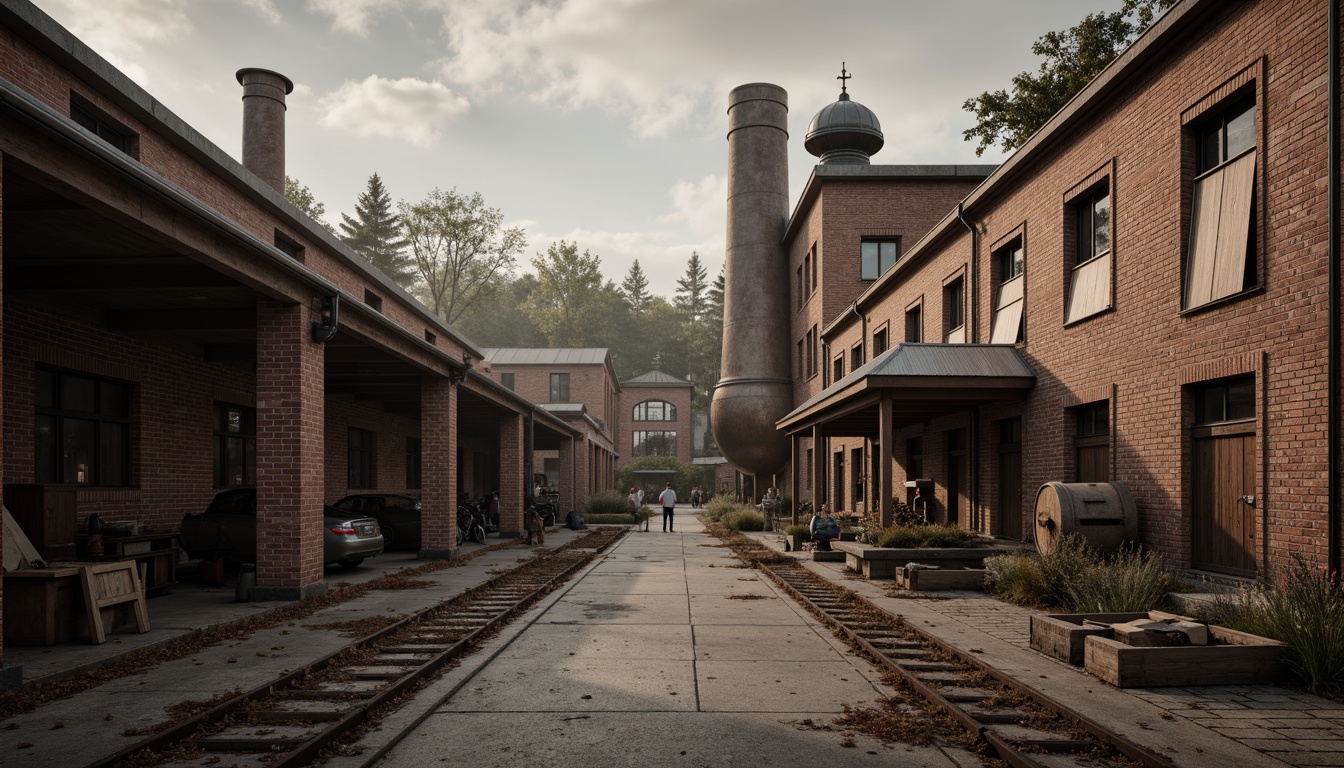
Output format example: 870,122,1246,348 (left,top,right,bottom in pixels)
457,501,486,545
